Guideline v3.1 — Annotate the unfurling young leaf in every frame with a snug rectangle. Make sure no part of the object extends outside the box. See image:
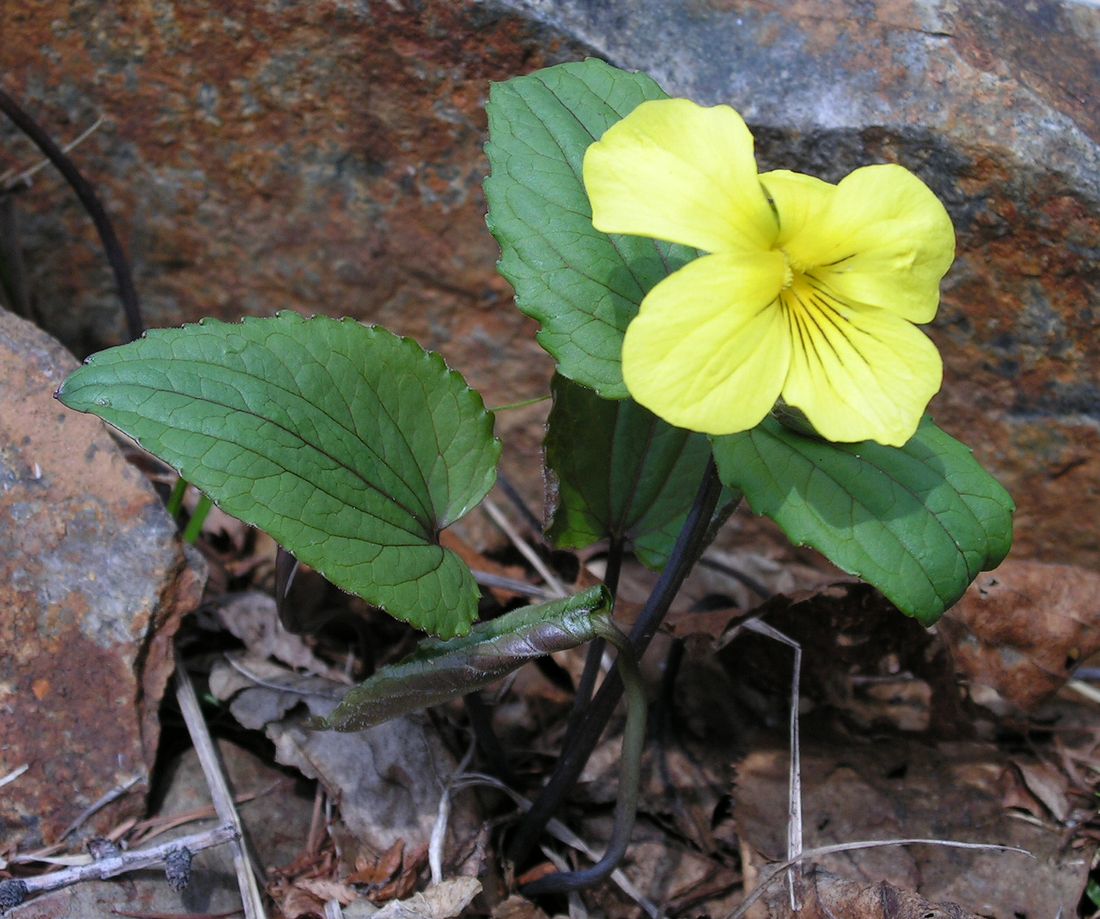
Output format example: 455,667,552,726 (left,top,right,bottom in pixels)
711,417,1014,625
57,313,500,638
314,586,613,732
545,375,738,570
